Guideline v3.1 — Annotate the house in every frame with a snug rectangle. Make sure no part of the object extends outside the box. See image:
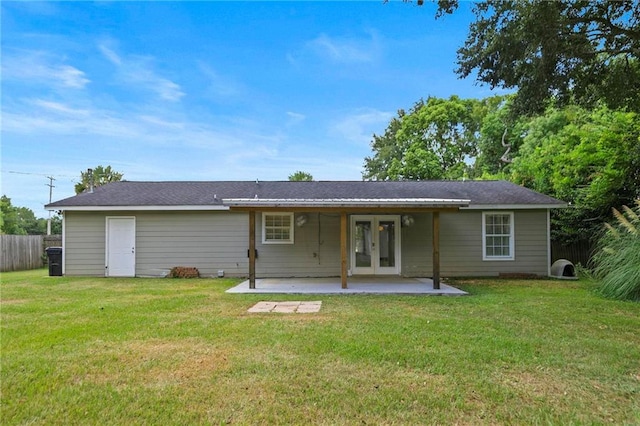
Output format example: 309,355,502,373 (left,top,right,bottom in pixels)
45,180,565,288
